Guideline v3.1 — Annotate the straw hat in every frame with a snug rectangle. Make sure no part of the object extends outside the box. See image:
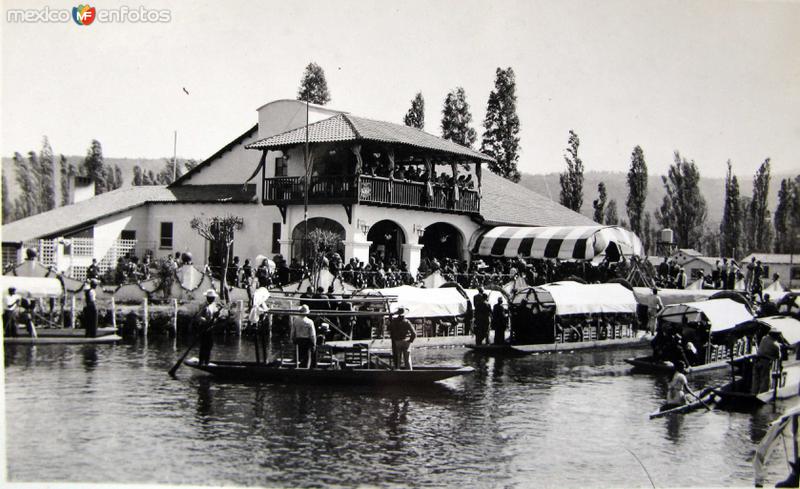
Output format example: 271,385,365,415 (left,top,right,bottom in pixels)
299,305,310,314
205,289,219,298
